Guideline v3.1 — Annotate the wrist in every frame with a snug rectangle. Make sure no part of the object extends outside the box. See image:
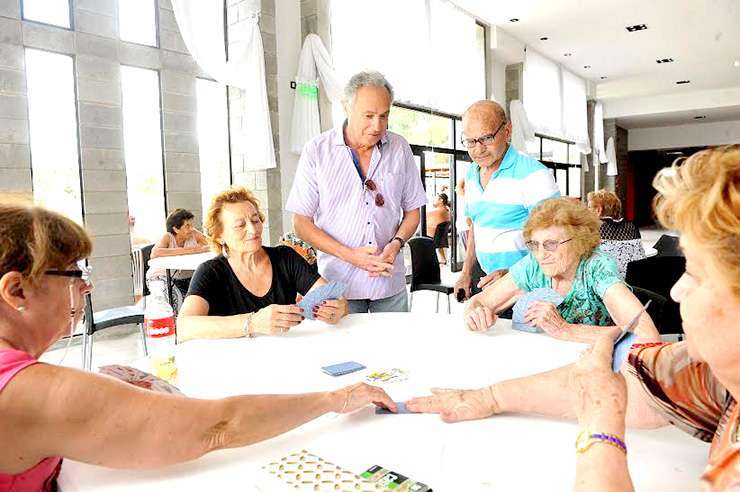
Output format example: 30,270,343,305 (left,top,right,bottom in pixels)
486,384,503,415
